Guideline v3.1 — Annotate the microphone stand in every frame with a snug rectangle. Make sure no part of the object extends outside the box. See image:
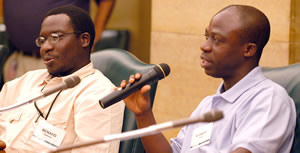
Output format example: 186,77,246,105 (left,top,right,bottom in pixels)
0,94,45,112
46,110,223,153
0,76,80,113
